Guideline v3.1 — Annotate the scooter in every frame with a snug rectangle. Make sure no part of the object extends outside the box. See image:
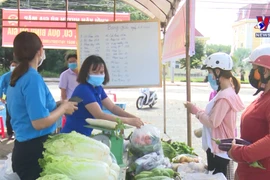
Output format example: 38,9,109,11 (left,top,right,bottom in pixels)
136,88,158,109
